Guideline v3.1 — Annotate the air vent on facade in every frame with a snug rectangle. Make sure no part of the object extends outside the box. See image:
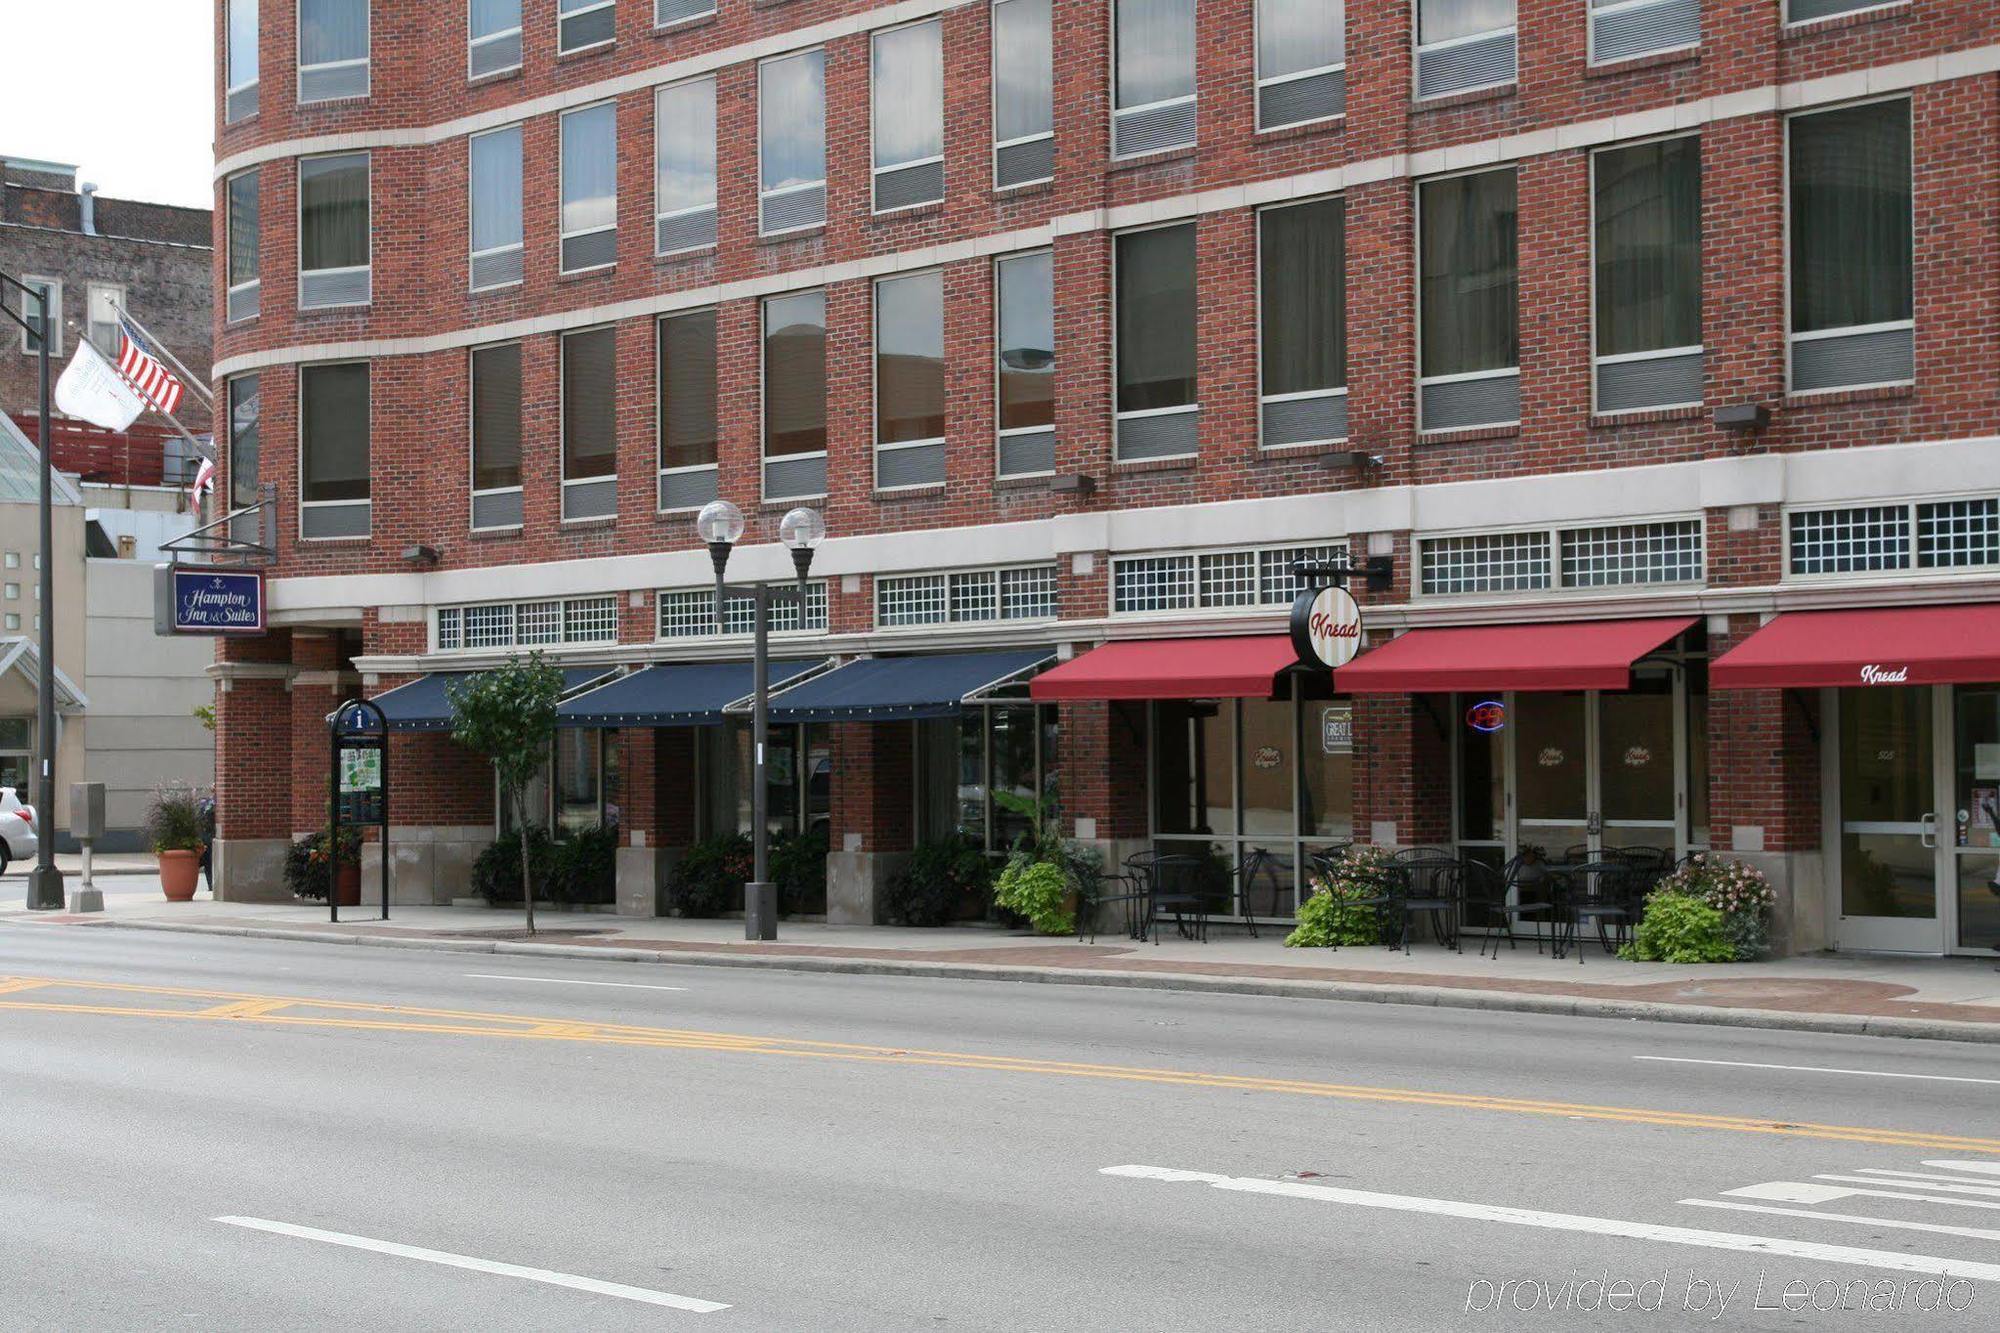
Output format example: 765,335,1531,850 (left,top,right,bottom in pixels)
470,30,522,78
471,247,524,291
1592,0,1700,64
559,6,615,53
226,283,260,324
303,501,370,540
874,161,945,213
472,490,524,530
299,63,368,104
1113,99,1196,158
1416,31,1516,100
1259,70,1345,130
995,137,1054,189
1422,374,1520,432
299,267,371,309
997,429,1056,477
761,185,826,235
764,455,828,500
657,208,717,255
226,84,258,123
877,442,946,490
563,477,617,521
1116,410,1200,462
1261,395,1347,448
658,467,718,512
561,229,616,273
1792,326,1915,394
1596,351,1703,414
